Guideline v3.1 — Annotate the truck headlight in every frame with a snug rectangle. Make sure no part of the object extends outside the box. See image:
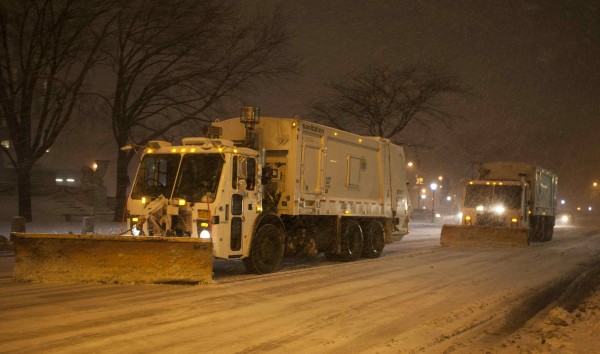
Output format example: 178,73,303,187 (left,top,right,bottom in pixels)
493,205,506,215
561,215,569,223
476,205,484,212
132,224,142,236
197,219,211,239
